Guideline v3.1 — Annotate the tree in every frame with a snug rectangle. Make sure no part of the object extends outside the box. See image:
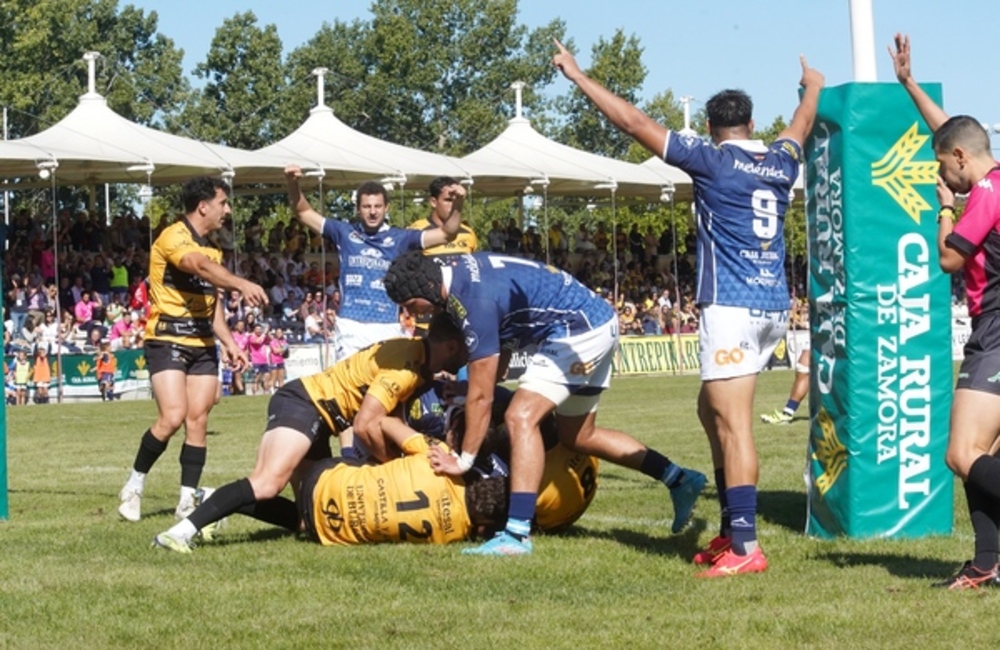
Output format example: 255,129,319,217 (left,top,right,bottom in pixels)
555,29,646,160
283,0,565,155
177,11,286,150
0,0,187,137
